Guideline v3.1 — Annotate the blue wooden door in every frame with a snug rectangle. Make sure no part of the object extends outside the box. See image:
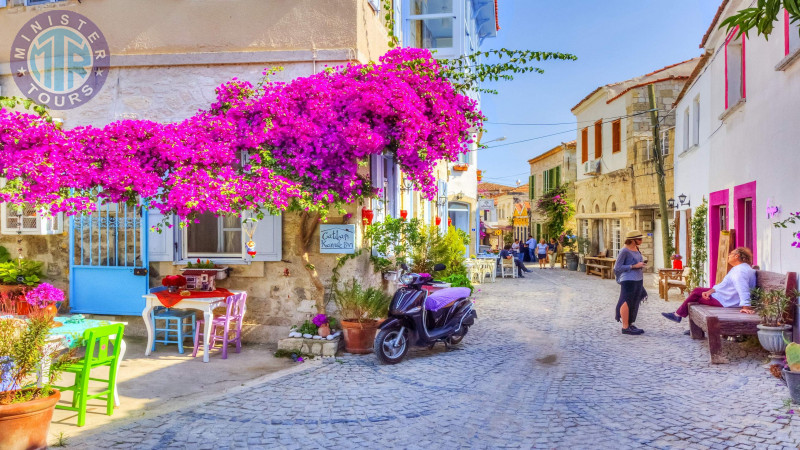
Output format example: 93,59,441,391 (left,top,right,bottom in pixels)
69,202,148,315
